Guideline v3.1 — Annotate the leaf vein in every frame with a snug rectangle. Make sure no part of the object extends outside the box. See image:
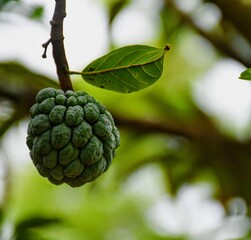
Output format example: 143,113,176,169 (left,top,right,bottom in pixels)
127,68,149,84
110,71,138,90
